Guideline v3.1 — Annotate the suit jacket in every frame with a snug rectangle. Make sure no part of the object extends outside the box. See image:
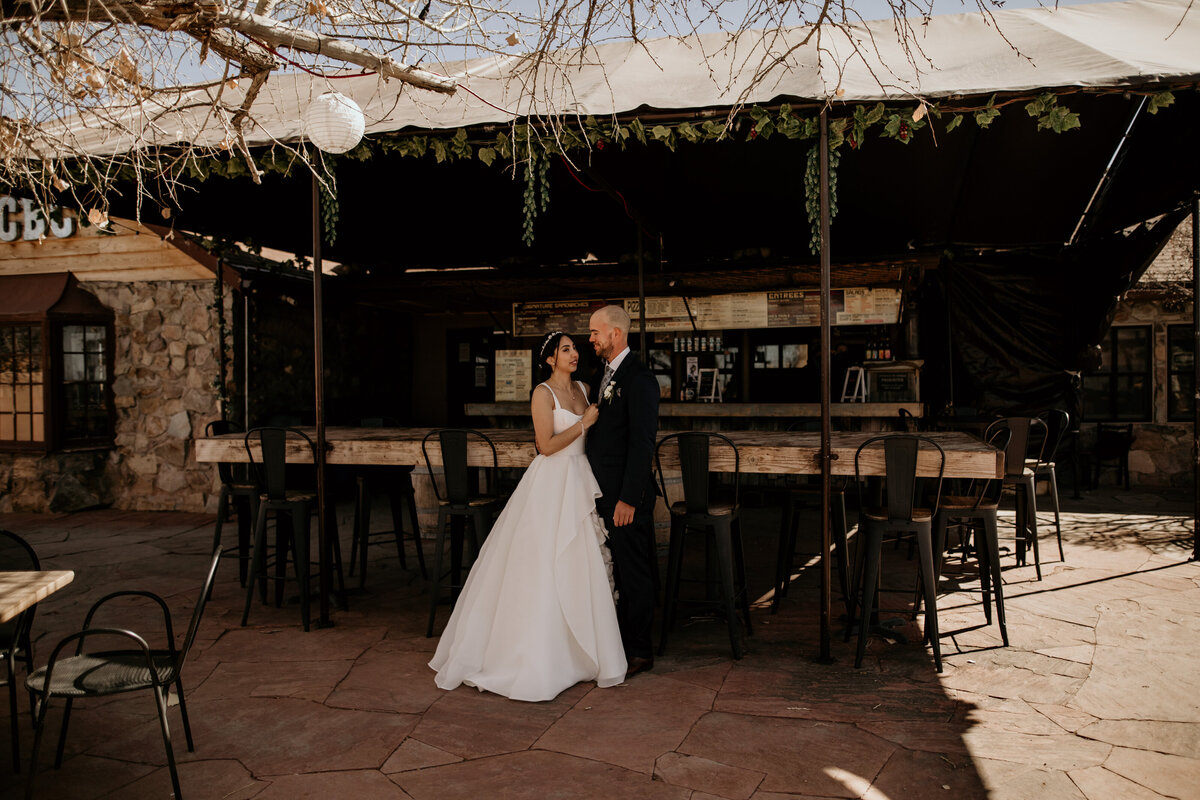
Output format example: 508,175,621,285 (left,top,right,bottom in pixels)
586,353,660,516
